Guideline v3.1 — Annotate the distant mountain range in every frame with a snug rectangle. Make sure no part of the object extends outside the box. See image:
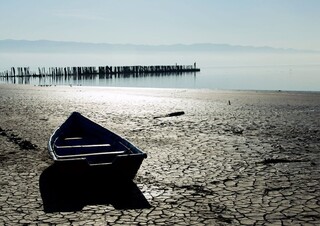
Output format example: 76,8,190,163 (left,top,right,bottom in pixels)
0,39,318,53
